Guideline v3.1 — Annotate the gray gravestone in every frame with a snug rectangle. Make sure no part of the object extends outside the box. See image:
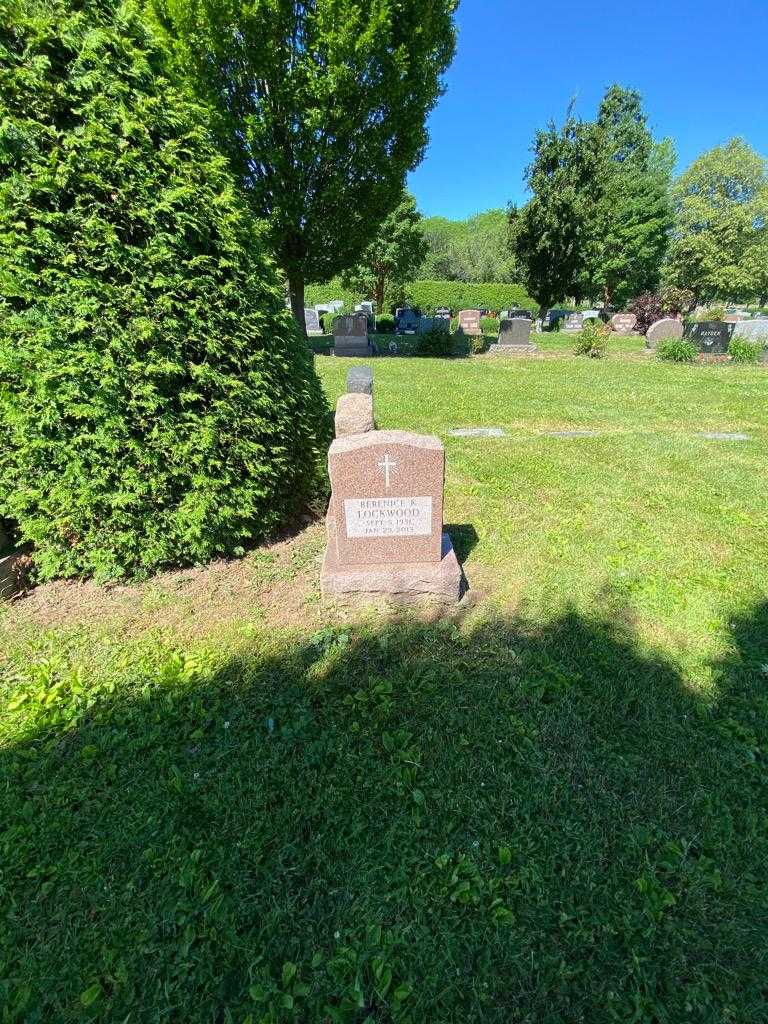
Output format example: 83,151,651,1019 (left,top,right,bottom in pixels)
684,321,735,354
610,312,637,335
563,313,584,334
645,318,684,348
498,318,533,345
304,308,321,334
333,313,371,357
734,320,768,343
457,310,482,336
346,365,373,395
